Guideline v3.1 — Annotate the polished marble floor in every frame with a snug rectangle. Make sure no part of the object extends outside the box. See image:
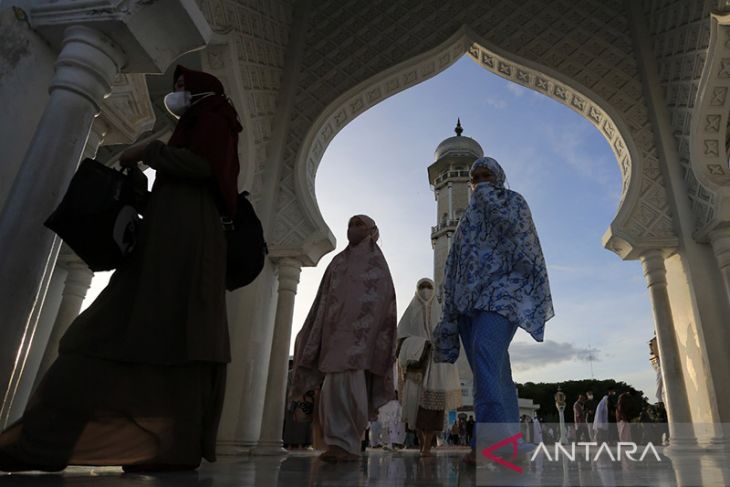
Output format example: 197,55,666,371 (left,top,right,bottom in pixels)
2,447,730,487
